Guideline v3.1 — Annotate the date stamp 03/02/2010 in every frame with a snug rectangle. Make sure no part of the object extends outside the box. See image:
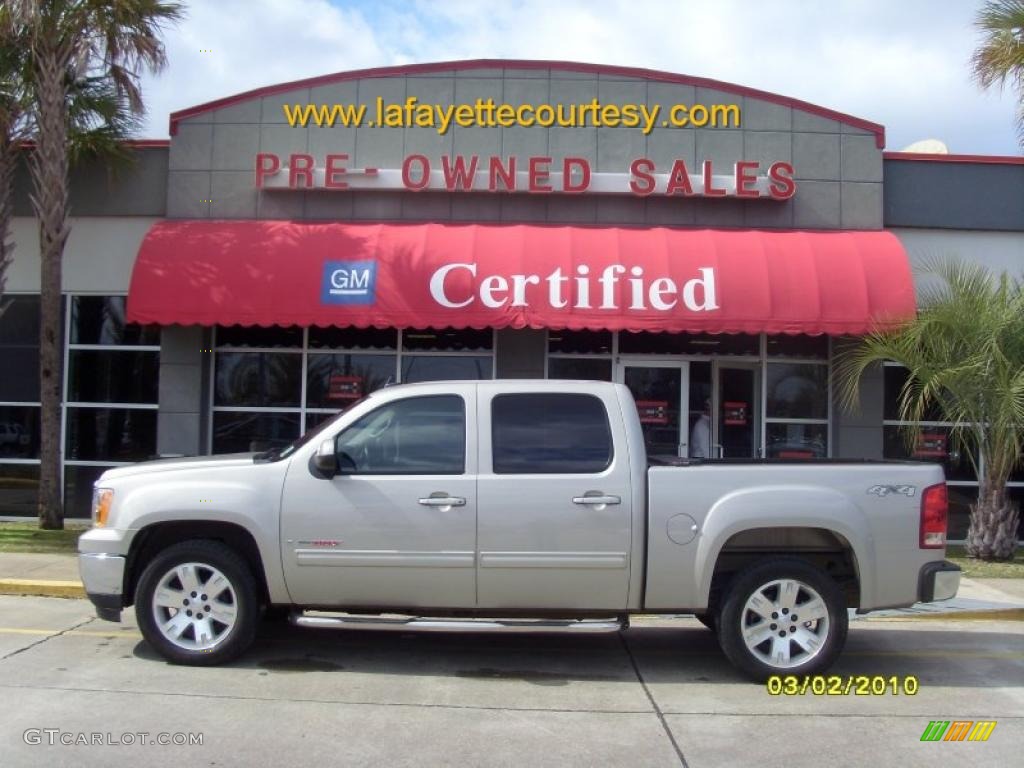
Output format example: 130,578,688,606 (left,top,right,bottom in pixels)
766,675,920,696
